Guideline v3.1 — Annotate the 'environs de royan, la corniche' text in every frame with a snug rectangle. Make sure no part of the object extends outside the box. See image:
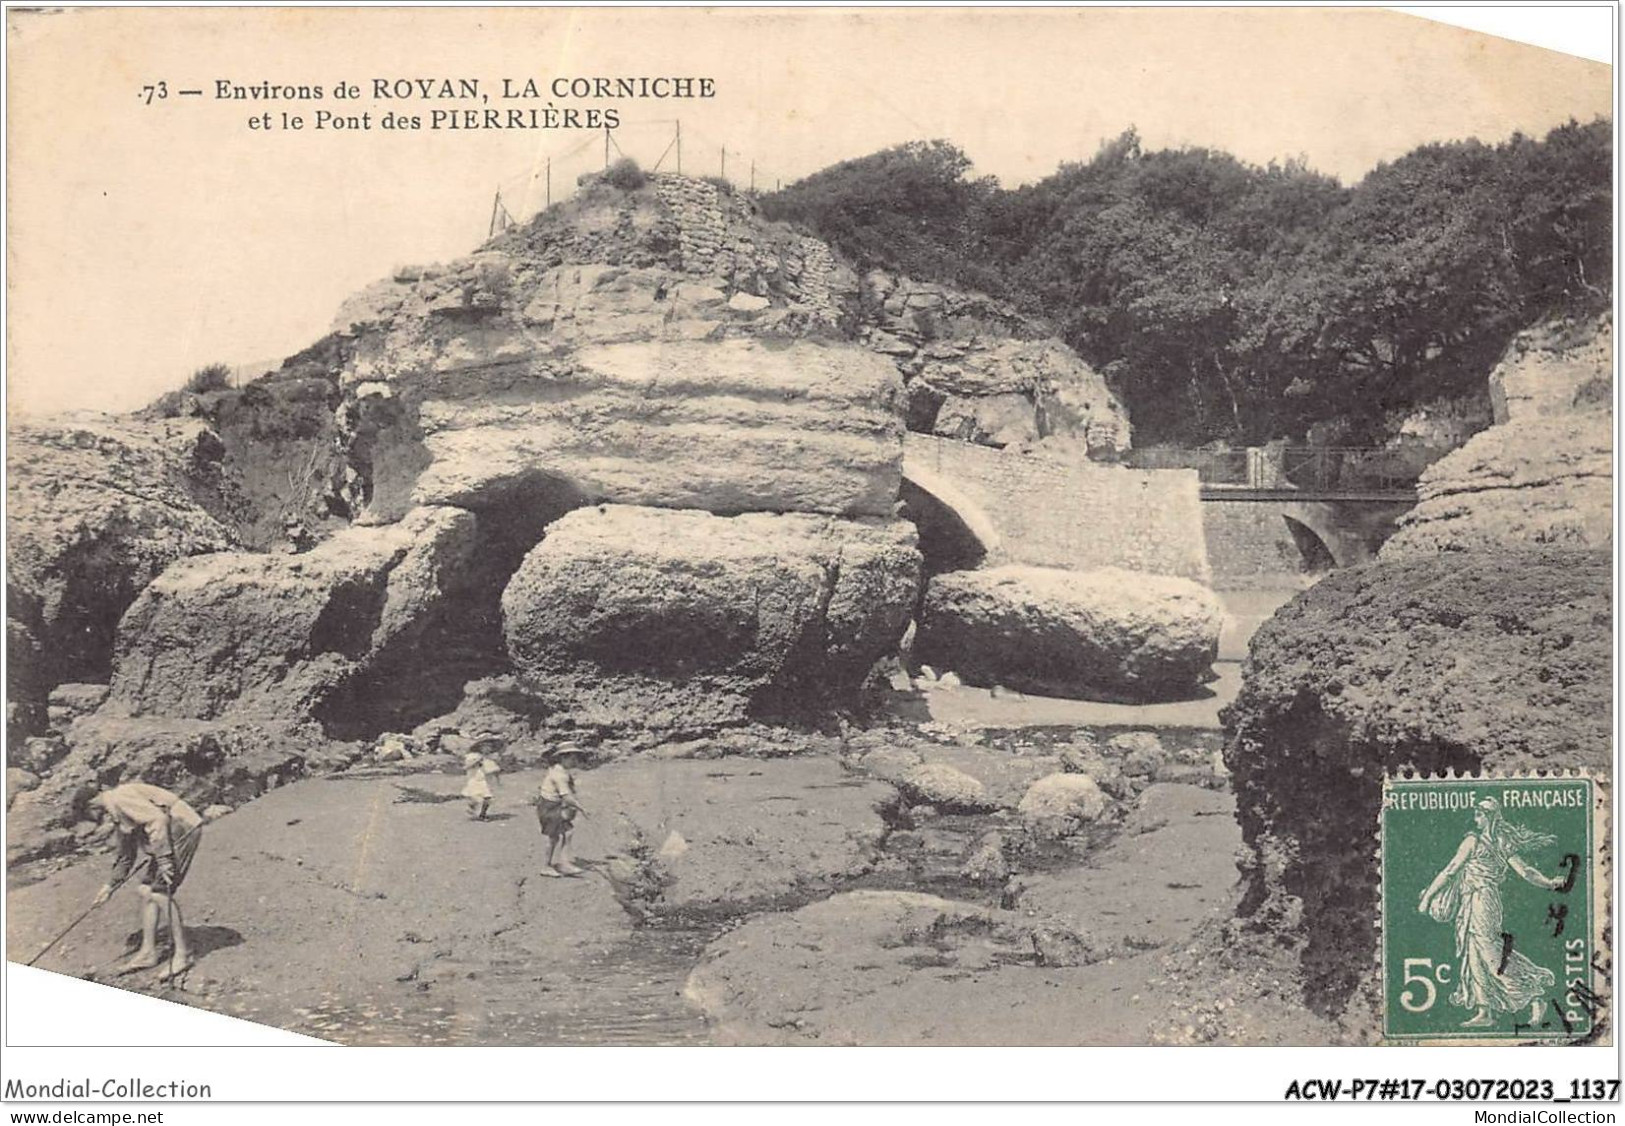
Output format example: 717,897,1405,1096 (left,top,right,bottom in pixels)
214,76,717,102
